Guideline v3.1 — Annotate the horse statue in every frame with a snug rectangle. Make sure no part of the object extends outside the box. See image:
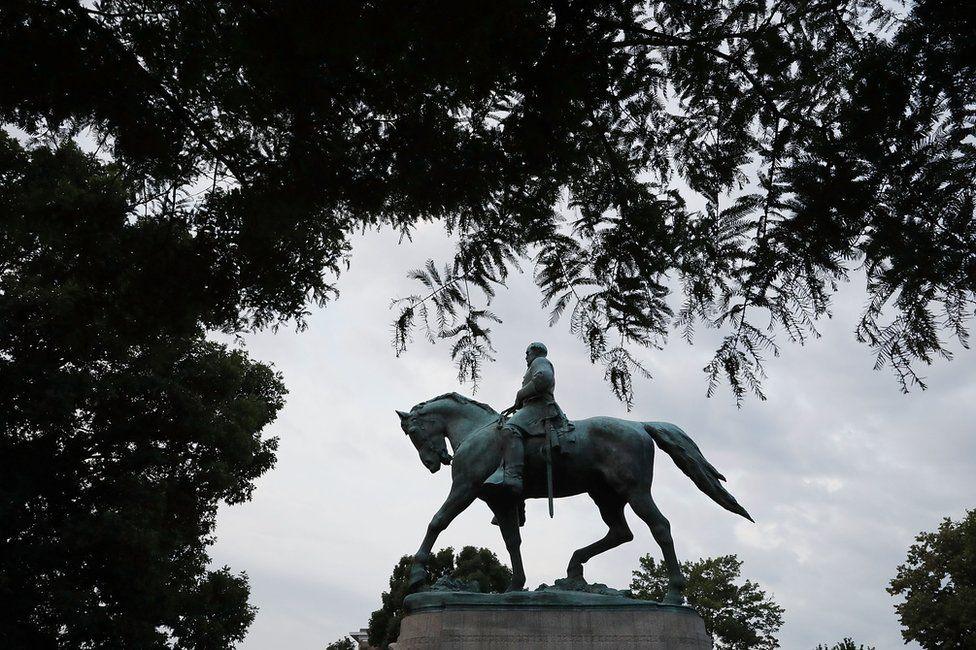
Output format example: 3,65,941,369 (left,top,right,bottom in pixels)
396,392,753,604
